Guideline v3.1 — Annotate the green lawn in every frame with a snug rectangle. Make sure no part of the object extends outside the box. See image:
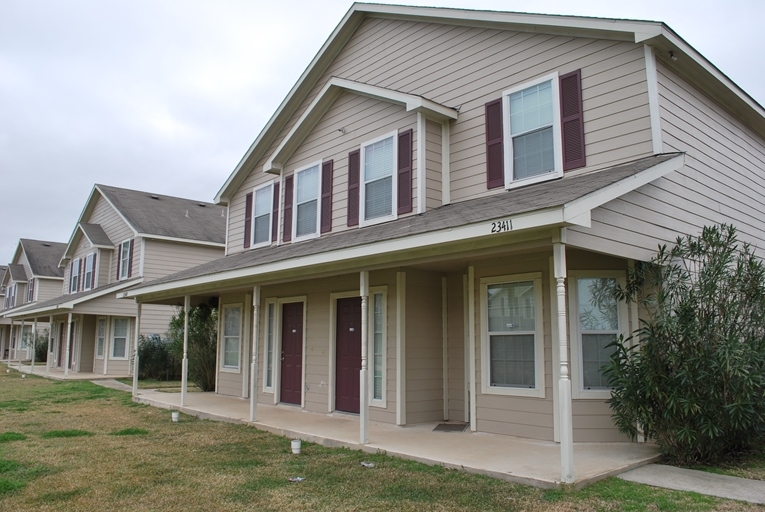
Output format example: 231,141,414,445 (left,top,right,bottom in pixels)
0,364,759,511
